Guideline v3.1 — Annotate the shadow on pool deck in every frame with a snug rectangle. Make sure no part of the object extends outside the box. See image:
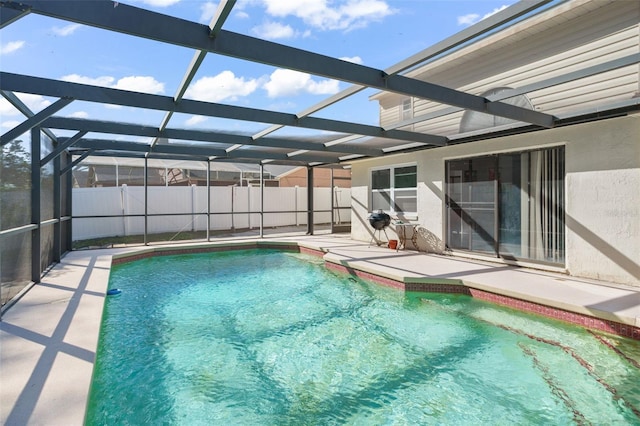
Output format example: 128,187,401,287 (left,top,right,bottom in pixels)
1,235,639,425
